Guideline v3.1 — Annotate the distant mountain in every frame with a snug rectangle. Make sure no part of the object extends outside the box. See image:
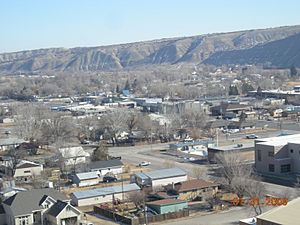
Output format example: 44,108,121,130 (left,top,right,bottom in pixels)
1,25,300,74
